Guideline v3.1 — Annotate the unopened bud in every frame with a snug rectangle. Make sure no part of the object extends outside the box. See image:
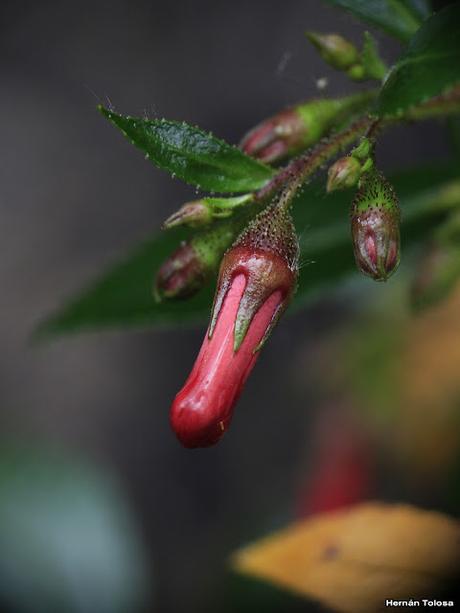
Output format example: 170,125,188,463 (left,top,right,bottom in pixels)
170,199,299,447
164,195,253,229
327,156,362,192
306,32,360,71
163,200,212,229
154,241,206,301
351,170,400,281
210,202,299,351
241,92,375,164
154,218,246,301
240,108,306,164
